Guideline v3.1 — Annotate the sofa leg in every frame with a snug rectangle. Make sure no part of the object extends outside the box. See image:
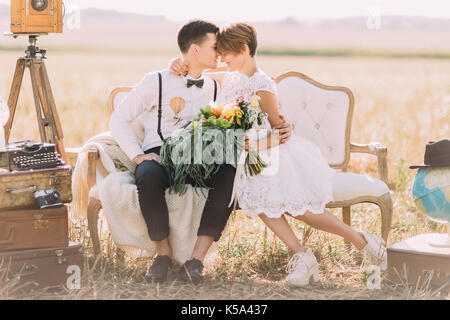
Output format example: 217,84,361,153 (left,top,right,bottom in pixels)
87,198,102,256
378,193,393,244
342,206,351,247
342,206,351,227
